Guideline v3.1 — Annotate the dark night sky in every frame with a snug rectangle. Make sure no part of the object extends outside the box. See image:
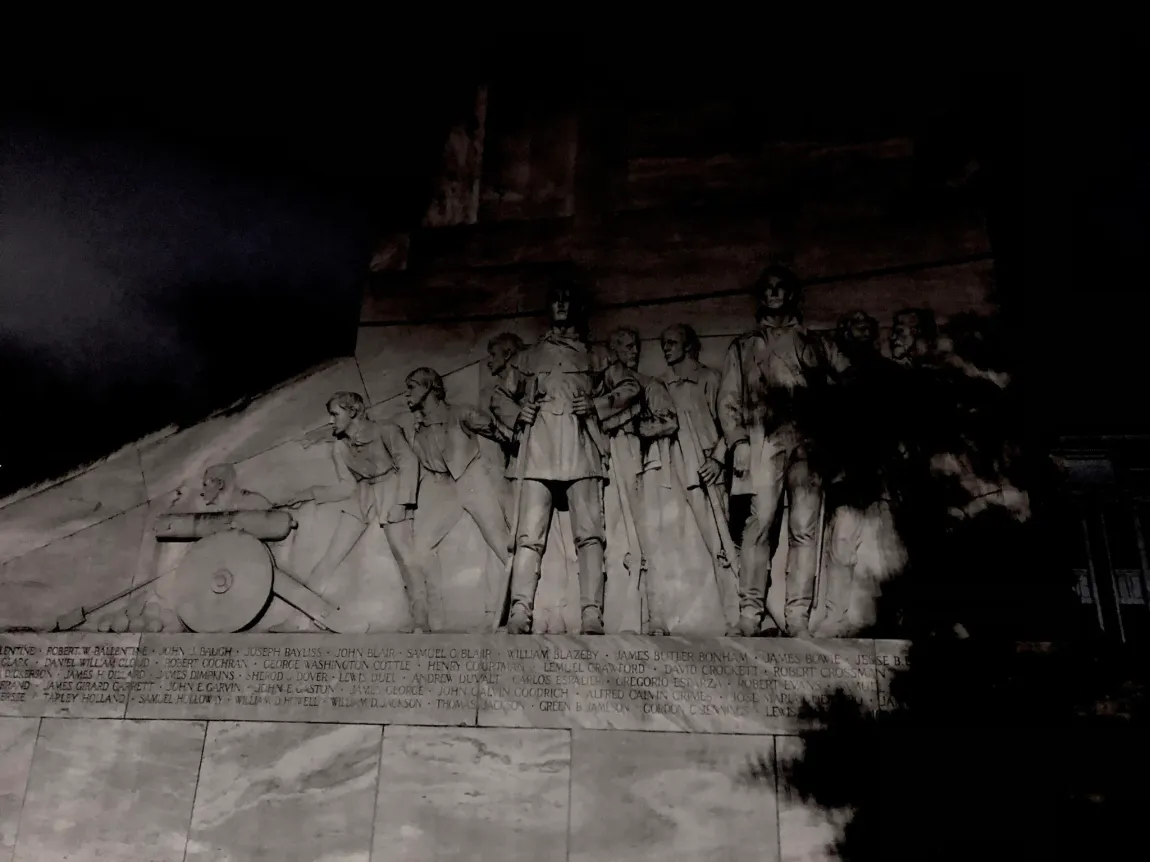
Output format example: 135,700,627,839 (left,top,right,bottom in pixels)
0,41,1144,495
